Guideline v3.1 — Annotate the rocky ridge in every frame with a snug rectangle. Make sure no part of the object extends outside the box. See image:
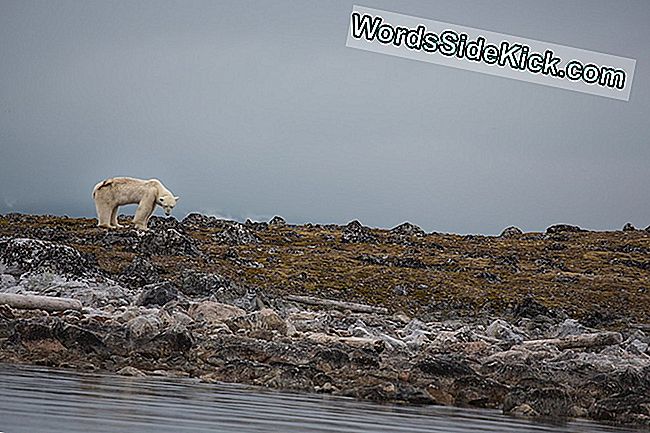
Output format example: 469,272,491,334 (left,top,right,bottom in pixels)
0,213,649,427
